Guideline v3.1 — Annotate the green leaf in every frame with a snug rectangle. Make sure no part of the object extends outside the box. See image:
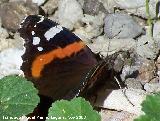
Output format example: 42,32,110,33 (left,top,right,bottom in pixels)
47,97,101,121
134,93,160,121
0,75,39,121
134,115,154,121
